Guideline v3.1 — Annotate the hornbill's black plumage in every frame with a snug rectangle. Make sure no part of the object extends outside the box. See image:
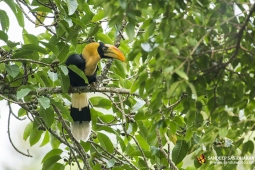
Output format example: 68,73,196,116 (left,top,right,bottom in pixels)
66,42,125,141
